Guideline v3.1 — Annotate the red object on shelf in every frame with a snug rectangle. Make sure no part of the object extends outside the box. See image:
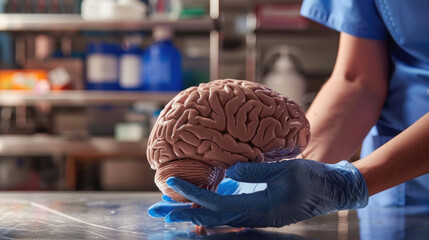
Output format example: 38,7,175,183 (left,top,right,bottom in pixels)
254,2,309,31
